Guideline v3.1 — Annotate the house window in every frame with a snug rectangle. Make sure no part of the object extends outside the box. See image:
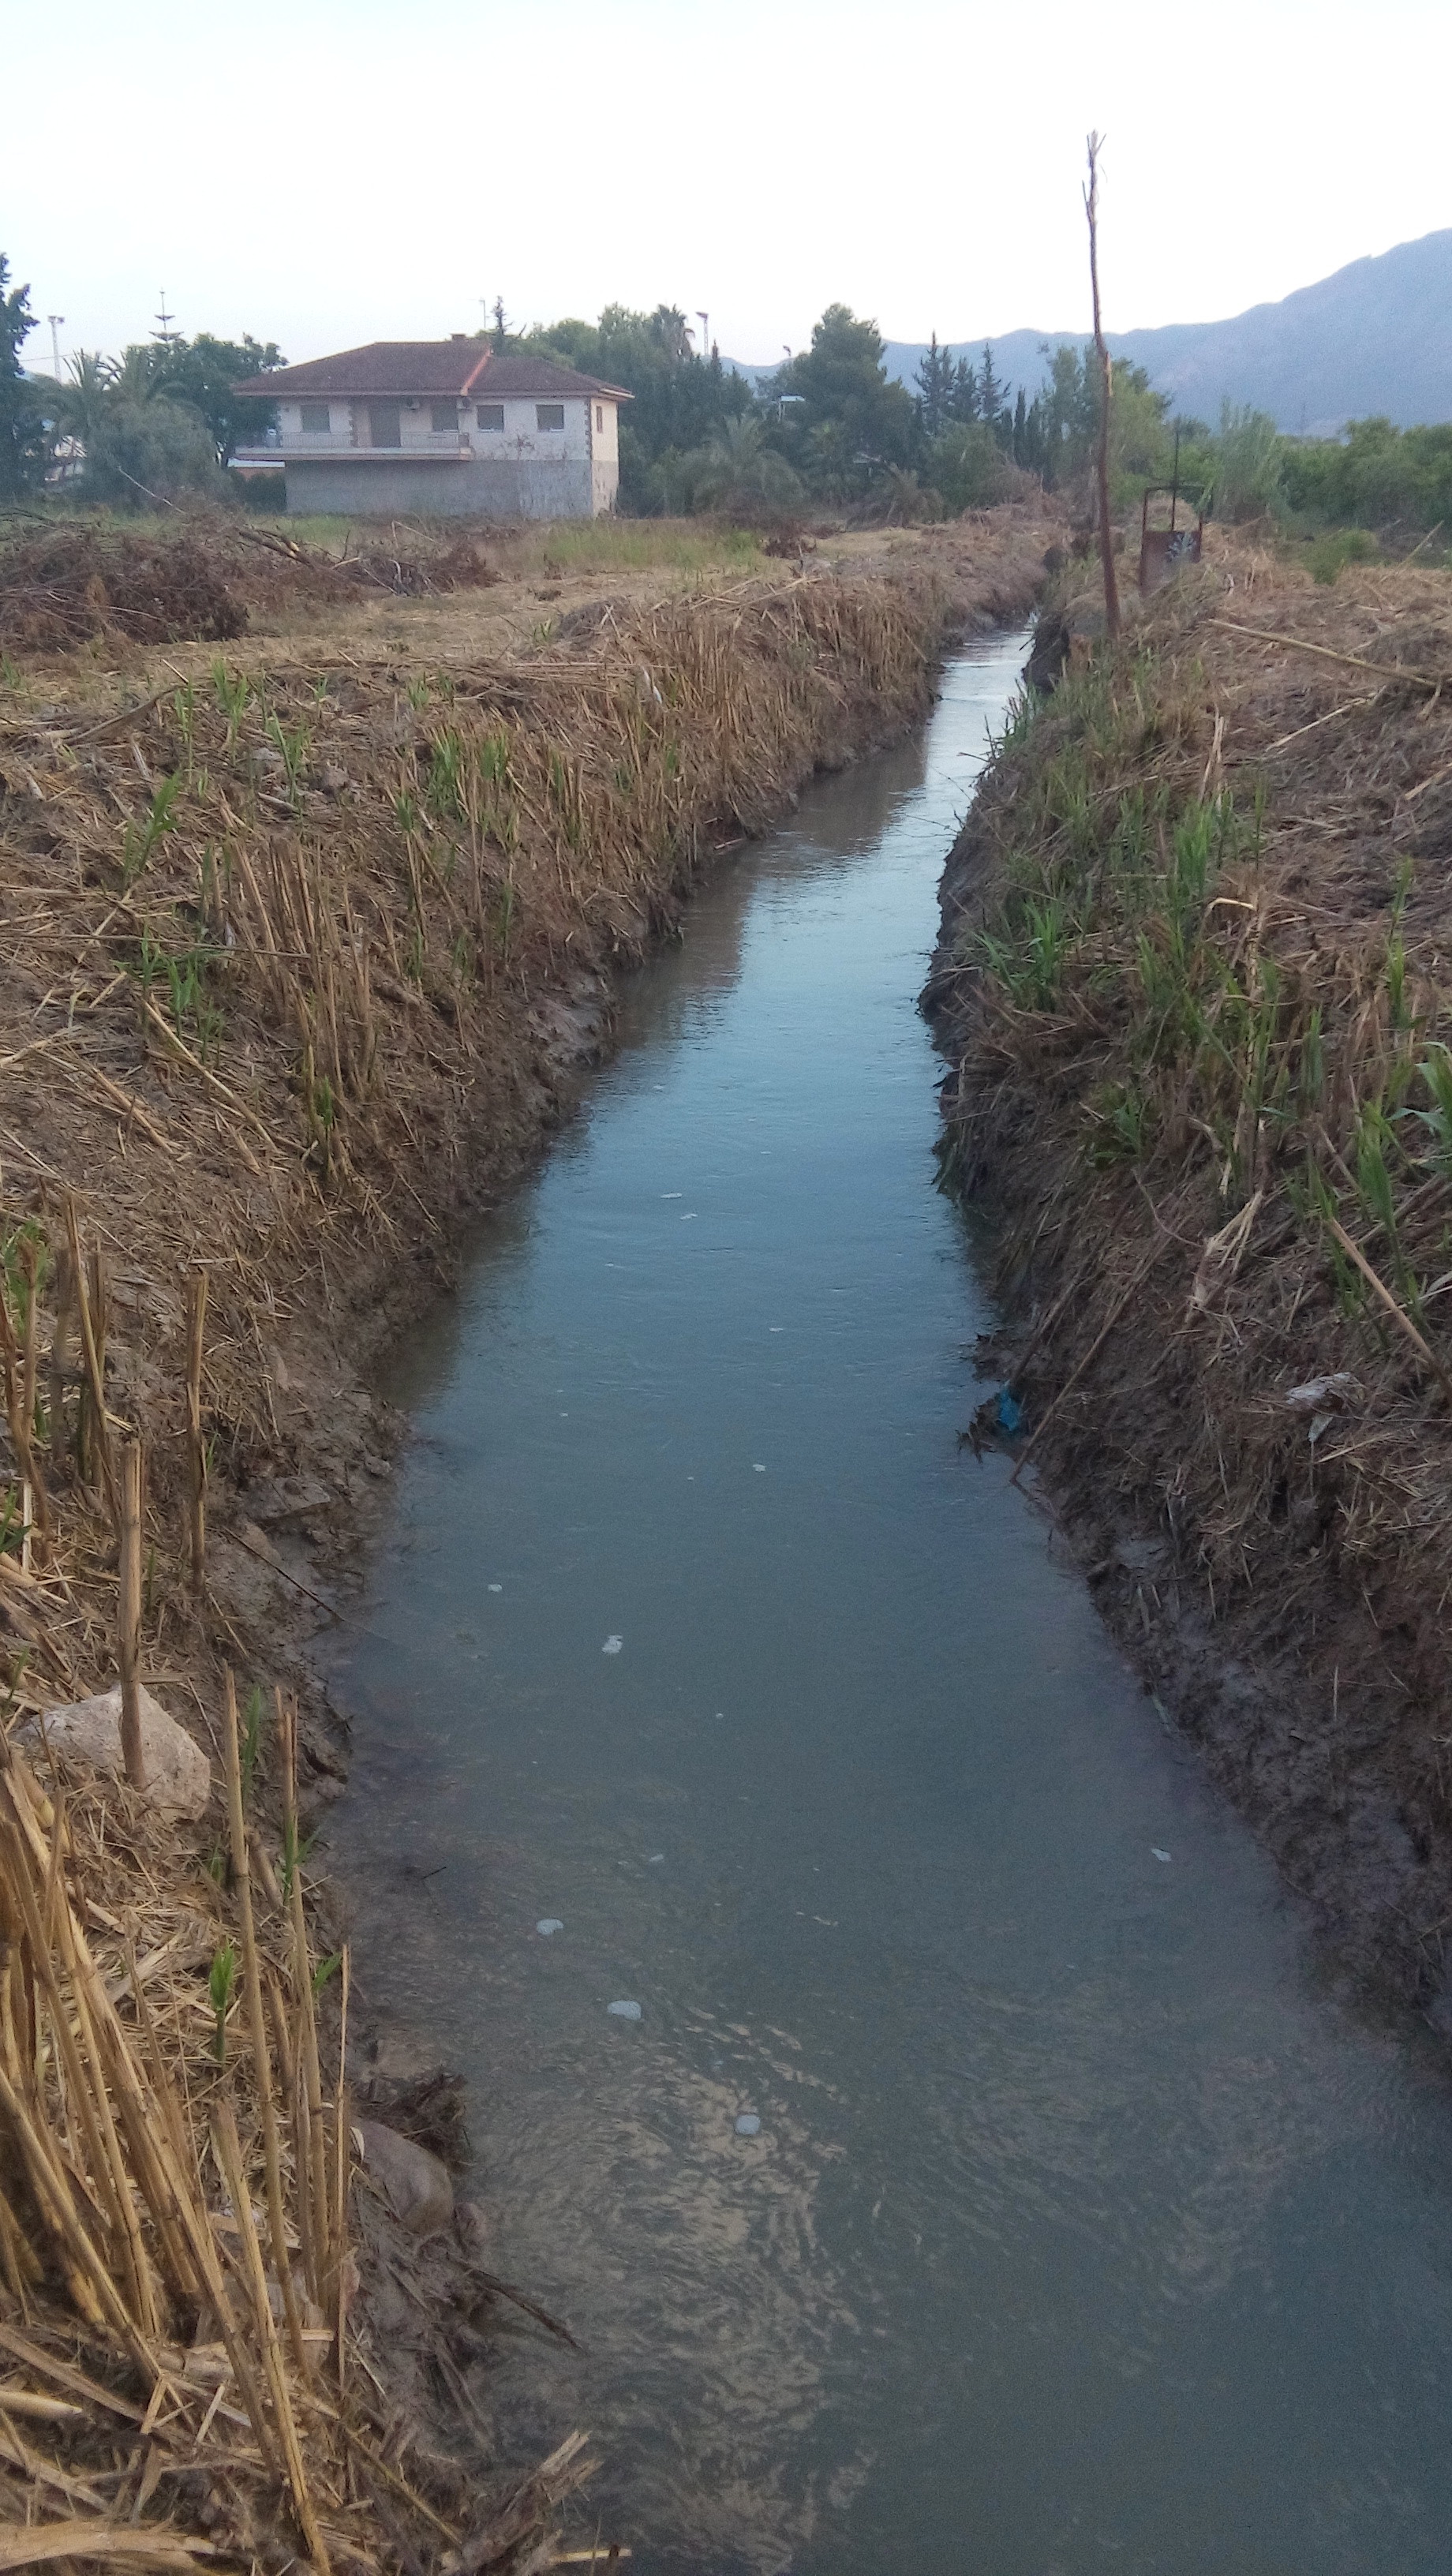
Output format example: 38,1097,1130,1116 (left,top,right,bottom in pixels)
476,403,504,432
367,402,402,448
431,401,457,434
536,403,565,432
299,402,331,434
596,405,604,432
